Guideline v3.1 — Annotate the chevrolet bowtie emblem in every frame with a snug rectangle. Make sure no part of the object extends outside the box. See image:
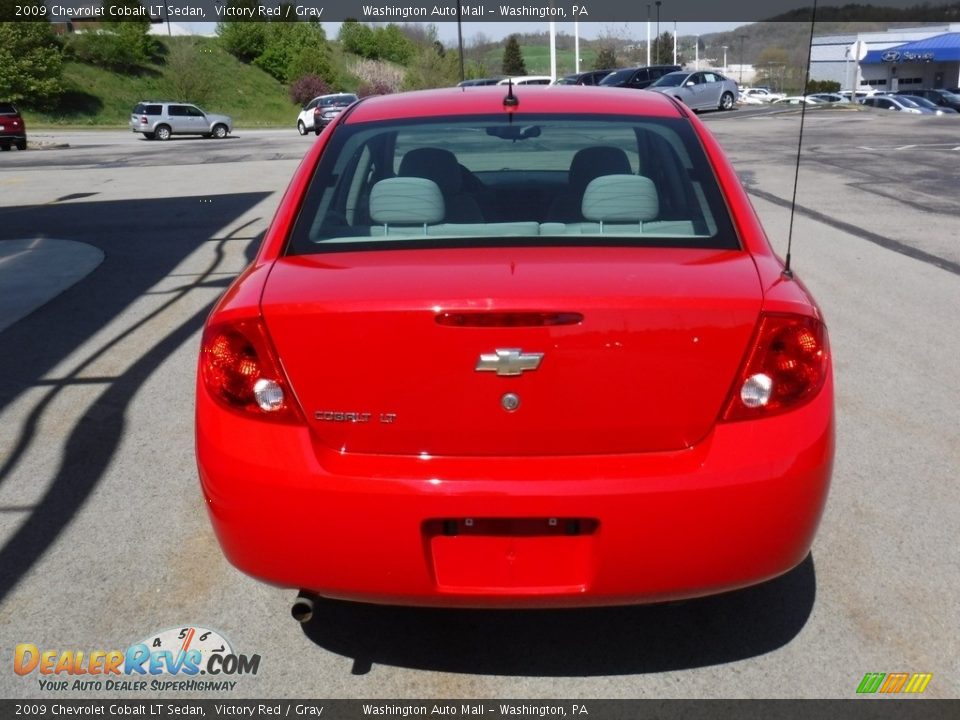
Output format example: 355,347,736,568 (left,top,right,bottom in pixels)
475,349,544,376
